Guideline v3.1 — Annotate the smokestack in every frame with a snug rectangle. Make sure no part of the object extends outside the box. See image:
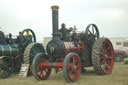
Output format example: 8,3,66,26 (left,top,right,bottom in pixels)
51,6,59,40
